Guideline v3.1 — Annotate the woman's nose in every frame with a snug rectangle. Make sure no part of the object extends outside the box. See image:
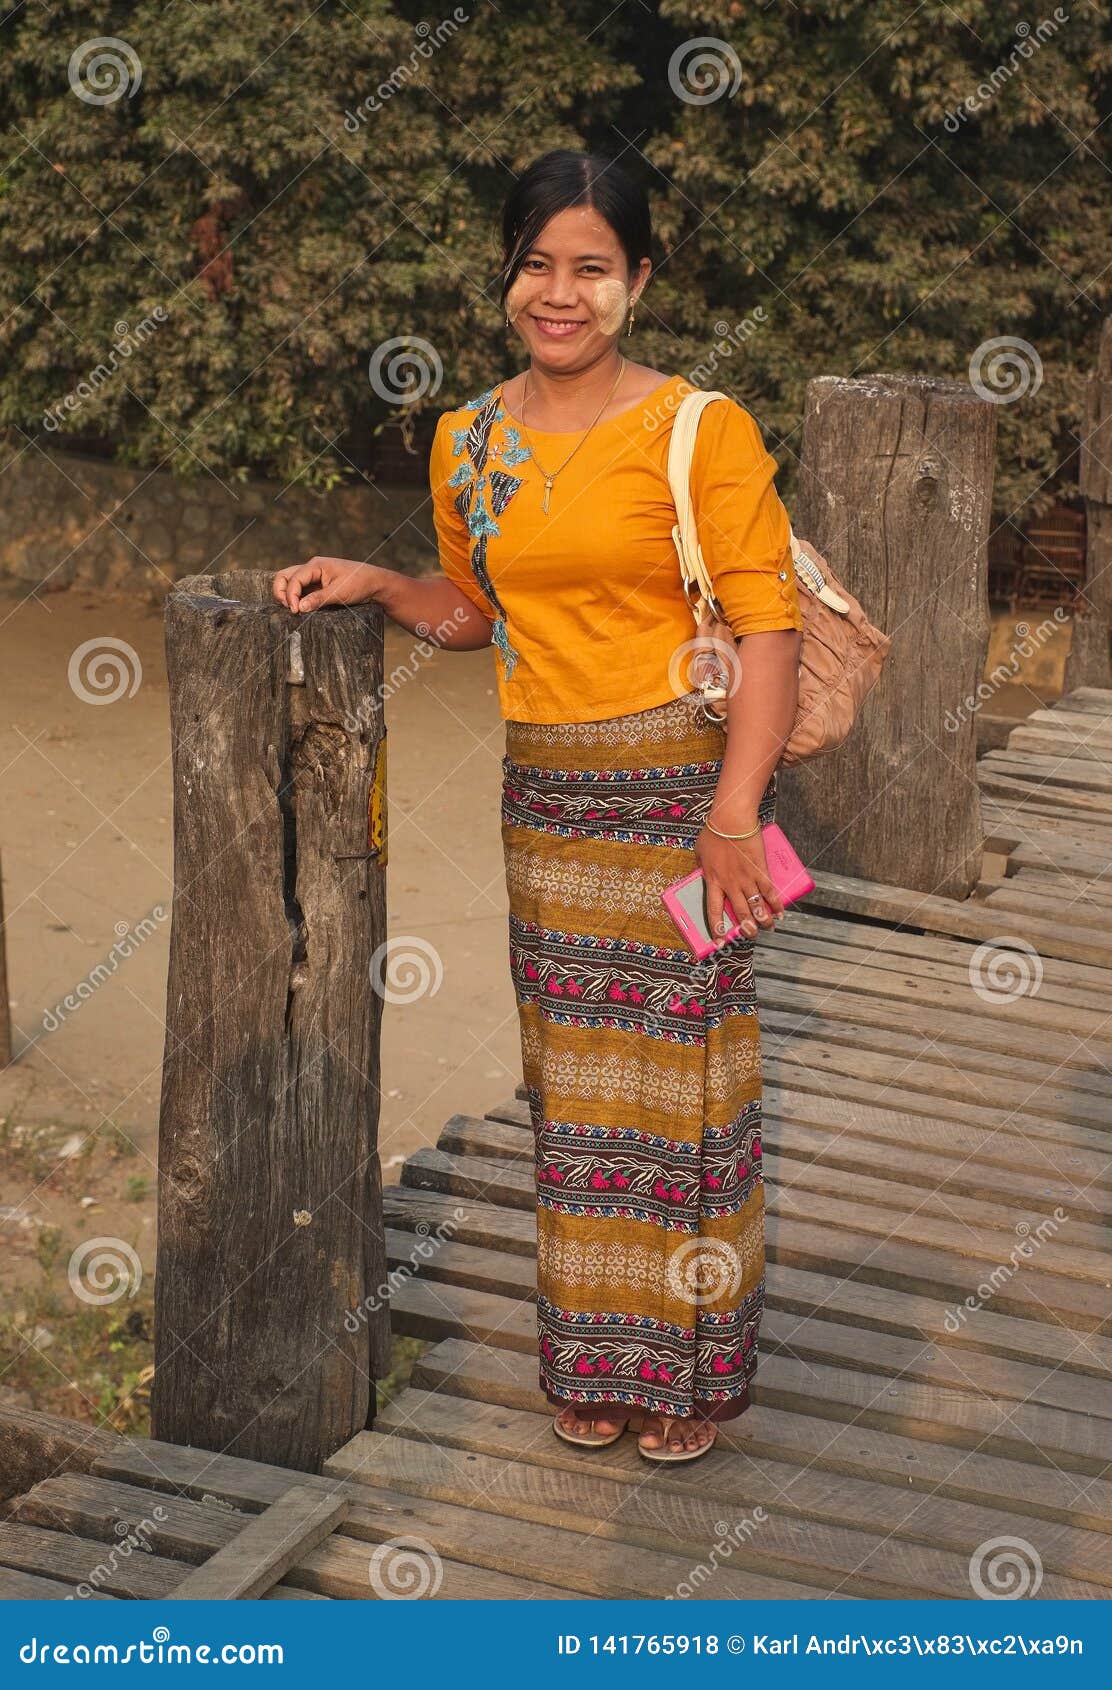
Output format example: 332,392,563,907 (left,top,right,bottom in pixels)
540,275,579,307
